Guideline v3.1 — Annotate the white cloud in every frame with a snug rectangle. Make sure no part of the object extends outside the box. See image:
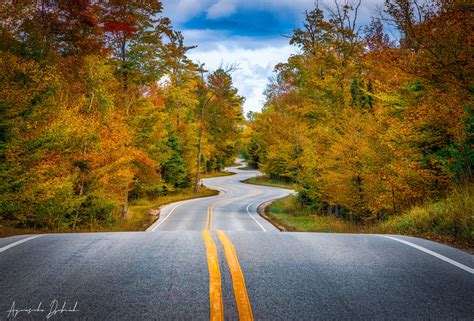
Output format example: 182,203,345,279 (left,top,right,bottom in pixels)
160,0,382,113
187,42,296,113
207,0,238,19
161,0,213,23
181,29,229,46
